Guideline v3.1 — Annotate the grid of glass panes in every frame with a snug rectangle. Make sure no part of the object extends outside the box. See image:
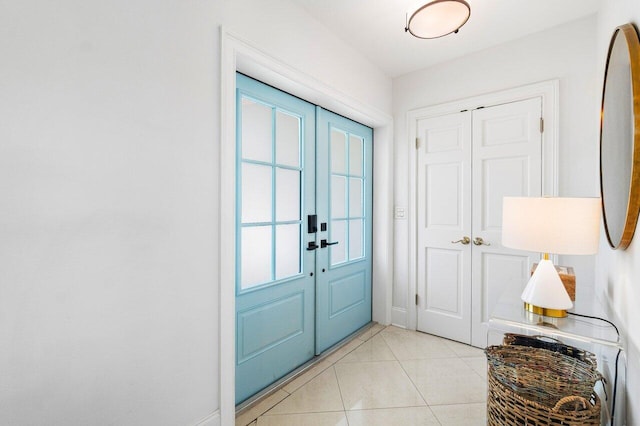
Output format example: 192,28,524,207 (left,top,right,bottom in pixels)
239,96,303,290
330,128,365,266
